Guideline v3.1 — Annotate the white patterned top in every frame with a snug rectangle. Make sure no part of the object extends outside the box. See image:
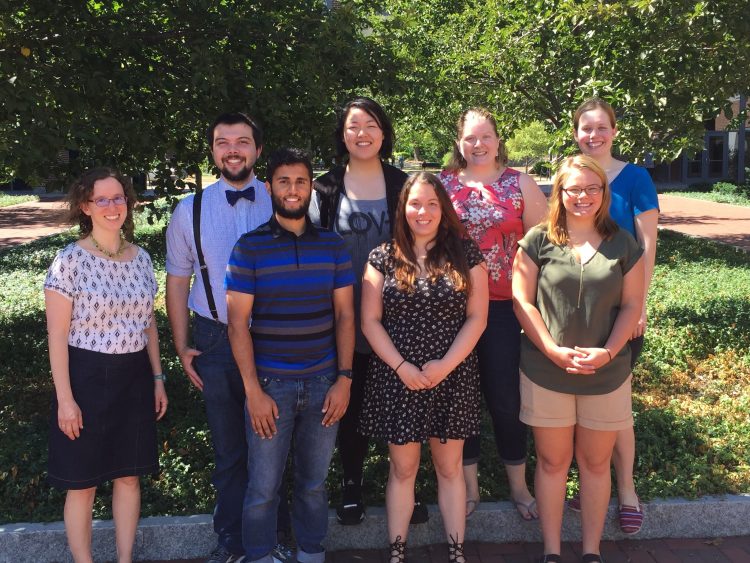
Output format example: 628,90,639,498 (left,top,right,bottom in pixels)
44,242,158,354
